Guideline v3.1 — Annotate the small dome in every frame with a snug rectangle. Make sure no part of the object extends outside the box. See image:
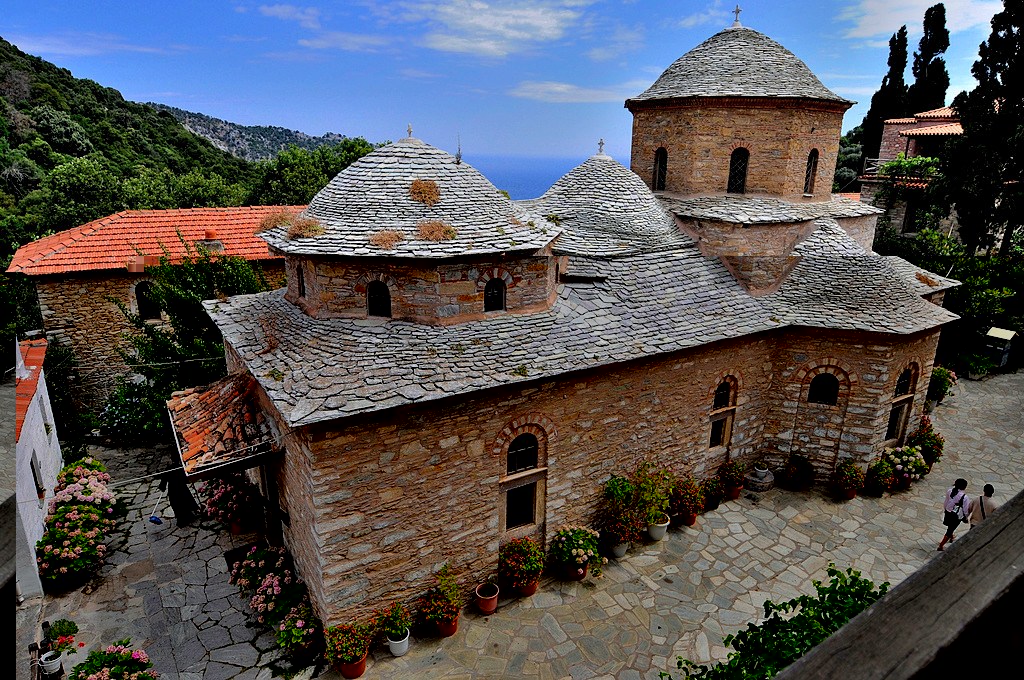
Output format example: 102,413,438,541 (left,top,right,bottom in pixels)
527,153,686,255
260,137,555,257
626,26,849,106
